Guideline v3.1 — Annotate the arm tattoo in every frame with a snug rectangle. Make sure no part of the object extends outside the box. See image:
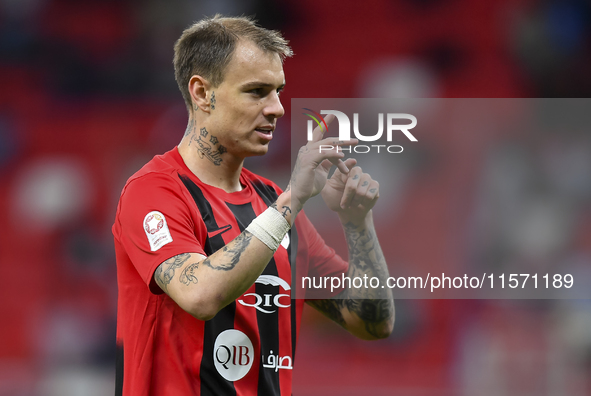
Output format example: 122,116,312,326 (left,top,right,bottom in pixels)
270,202,291,219
343,298,393,337
311,222,393,338
202,231,254,271
280,206,291,217
155,253,191,292
179,262,199,285
343,222,386,275
308,294,393,337
310,296,393,339
307,299,346,328
155,232,255,291
342,222,393,337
